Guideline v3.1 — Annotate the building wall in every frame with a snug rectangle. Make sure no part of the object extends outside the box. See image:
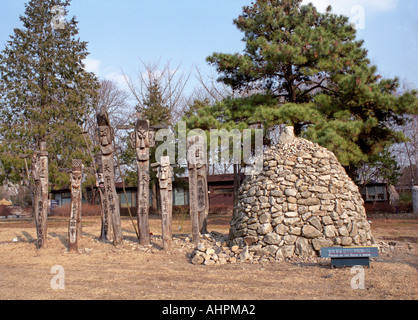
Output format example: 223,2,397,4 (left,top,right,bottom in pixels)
50,174,243,215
